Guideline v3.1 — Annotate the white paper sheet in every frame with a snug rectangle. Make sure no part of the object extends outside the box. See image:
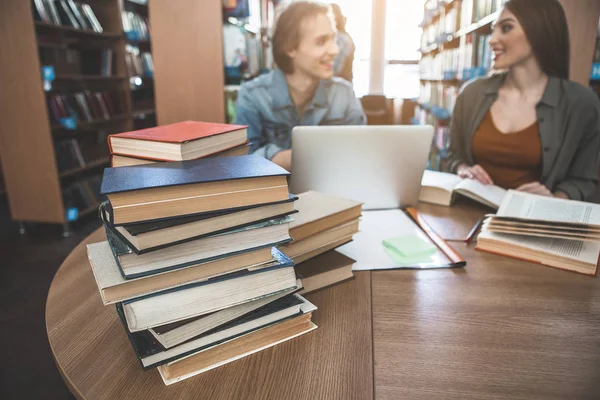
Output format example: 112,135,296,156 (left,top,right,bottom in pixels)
337,209,453,271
